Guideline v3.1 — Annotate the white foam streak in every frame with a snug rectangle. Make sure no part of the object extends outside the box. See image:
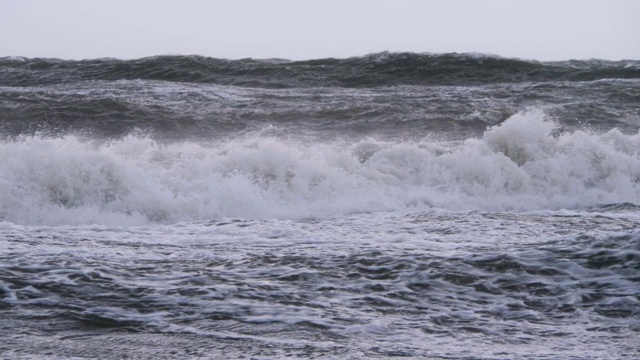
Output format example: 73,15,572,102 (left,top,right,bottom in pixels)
1,111,639,225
